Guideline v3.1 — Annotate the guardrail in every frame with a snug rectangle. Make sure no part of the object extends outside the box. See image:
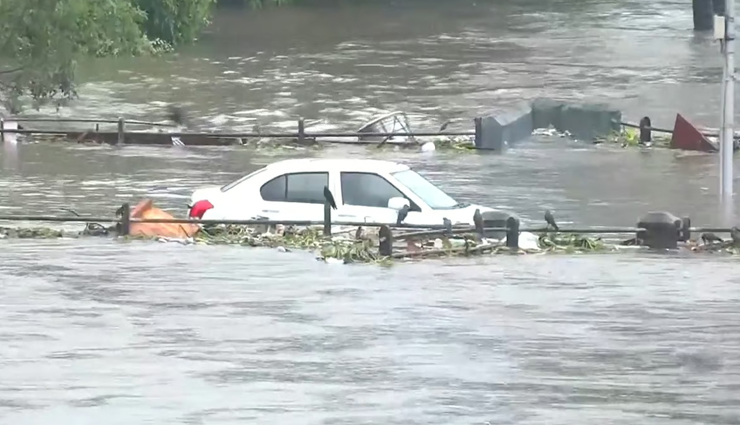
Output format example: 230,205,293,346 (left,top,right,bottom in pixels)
1,115,731,147
9,117,176,127
0,203,734,256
